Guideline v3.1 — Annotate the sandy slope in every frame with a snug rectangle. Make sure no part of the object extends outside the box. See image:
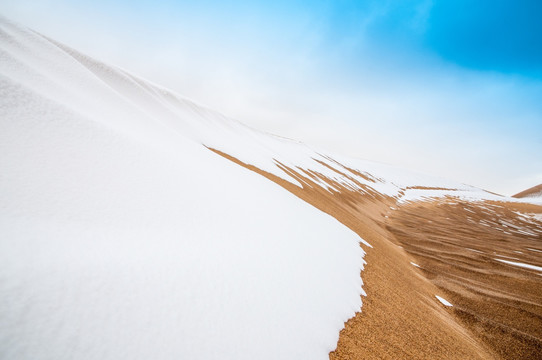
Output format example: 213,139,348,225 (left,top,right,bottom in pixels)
211,150,542,359
211,151,493,359
386,200,542,359
514,184,542,199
